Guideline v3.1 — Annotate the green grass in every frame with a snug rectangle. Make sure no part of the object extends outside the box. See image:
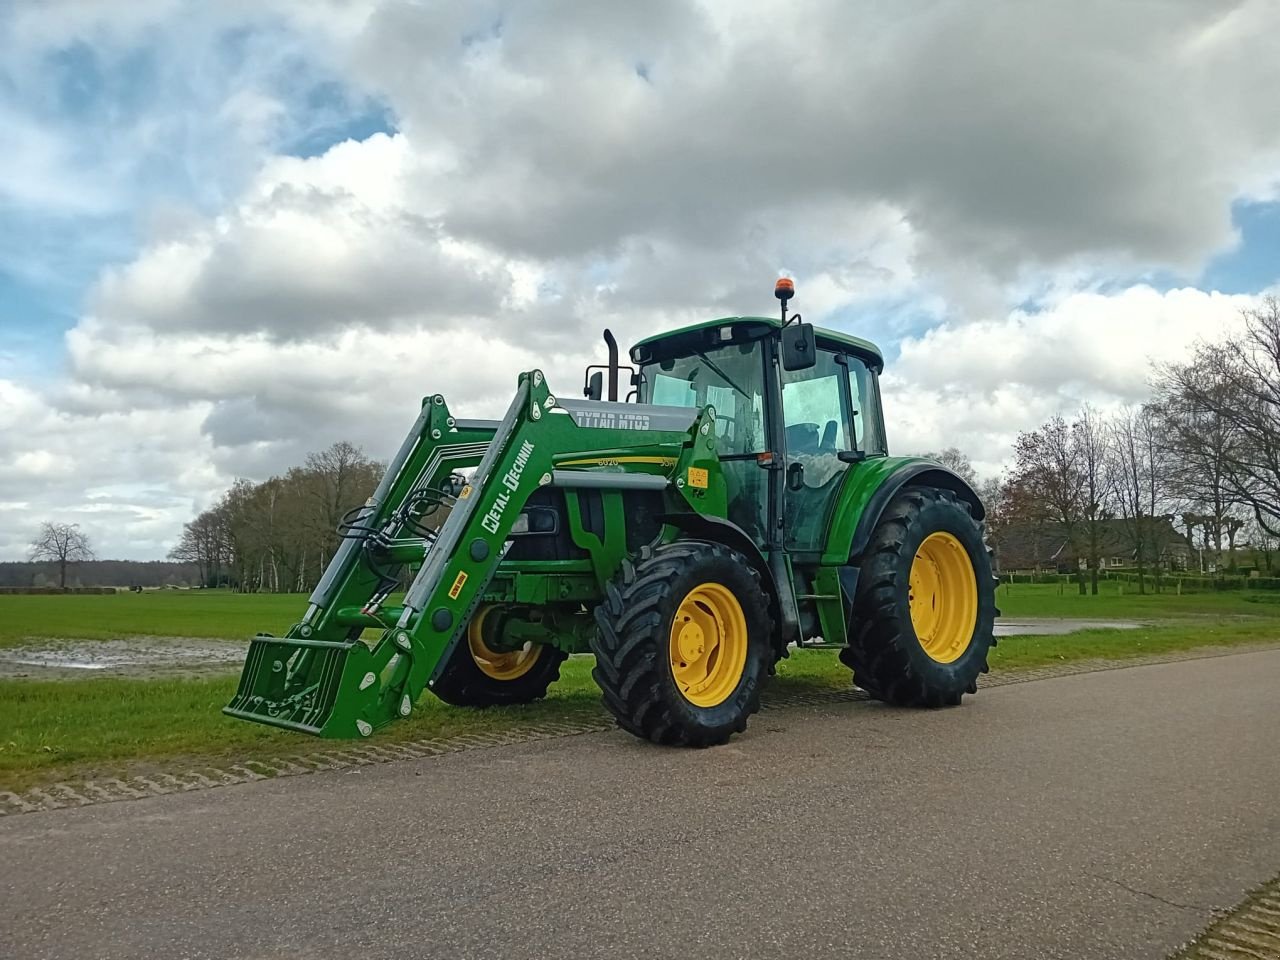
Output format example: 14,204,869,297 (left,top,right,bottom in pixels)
0,657,607,793
0,590,303,646
995,581,1280,620
3,620,1277,794
2,582,1278,649
987,620,1277,670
